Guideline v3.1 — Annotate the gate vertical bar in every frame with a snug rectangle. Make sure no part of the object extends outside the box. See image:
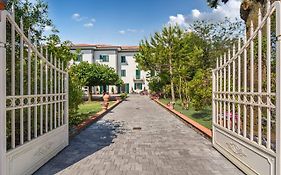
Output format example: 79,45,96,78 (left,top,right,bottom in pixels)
34,40,38,138
266,0,272,149
11,6,15,149
243,30,247,138
0,10,7,175
45,48,48,133
19,18,24,145
27,30,32,141
257,8,262,145
212,70,216,143
64,73,69,145
250,21,254,141
275,2,281,174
